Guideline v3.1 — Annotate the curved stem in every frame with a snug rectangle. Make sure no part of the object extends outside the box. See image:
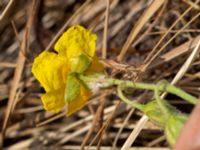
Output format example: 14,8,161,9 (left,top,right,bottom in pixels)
154,86,169,116
117,85,144,111
78,75,198,105
106,78,198,105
